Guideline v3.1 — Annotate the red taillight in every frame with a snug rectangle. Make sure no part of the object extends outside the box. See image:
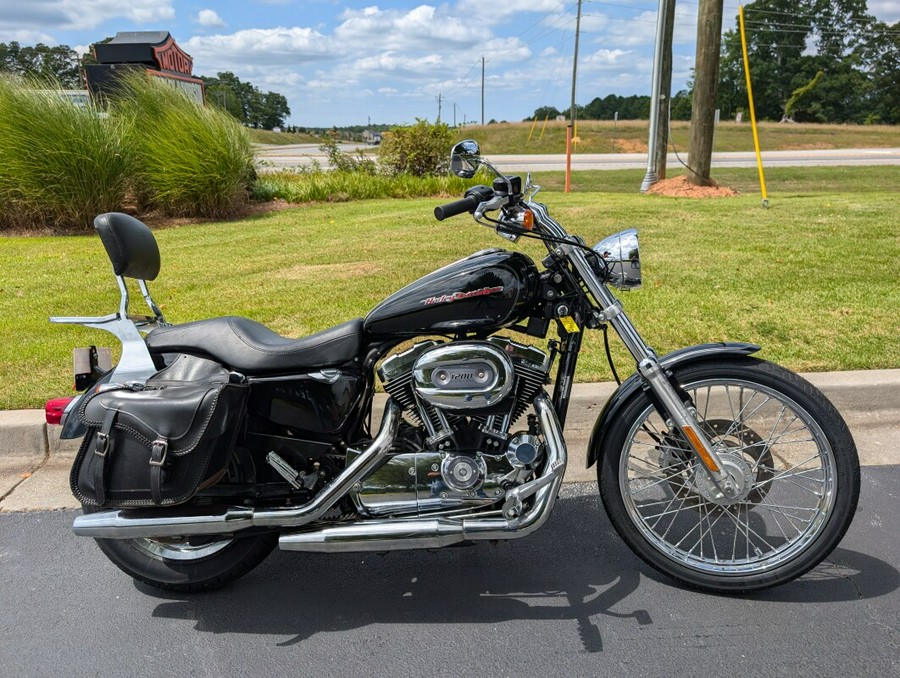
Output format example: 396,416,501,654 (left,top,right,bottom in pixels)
45,397,74,425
